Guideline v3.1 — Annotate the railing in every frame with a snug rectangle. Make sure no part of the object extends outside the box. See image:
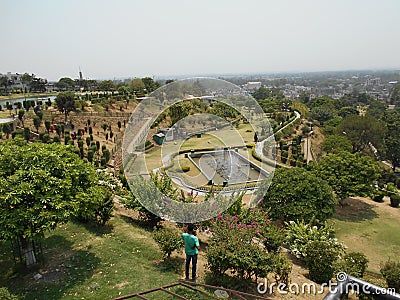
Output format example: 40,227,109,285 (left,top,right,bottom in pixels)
323,274,400,300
